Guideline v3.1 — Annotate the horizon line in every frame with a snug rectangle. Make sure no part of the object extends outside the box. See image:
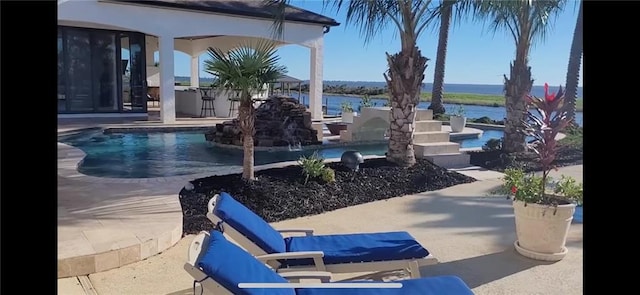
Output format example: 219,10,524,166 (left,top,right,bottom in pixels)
175,76,582,88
